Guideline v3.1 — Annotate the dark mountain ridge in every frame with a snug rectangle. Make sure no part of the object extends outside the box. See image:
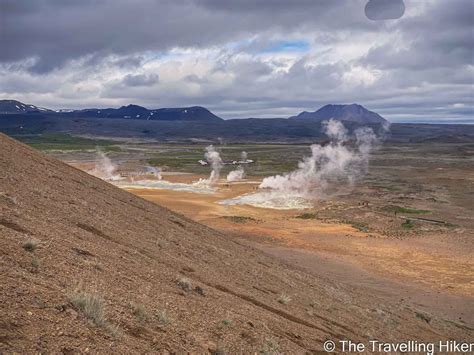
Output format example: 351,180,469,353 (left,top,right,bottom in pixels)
0,100,222,122
0,99,53,114
291,104,387,124
1,99,472,144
